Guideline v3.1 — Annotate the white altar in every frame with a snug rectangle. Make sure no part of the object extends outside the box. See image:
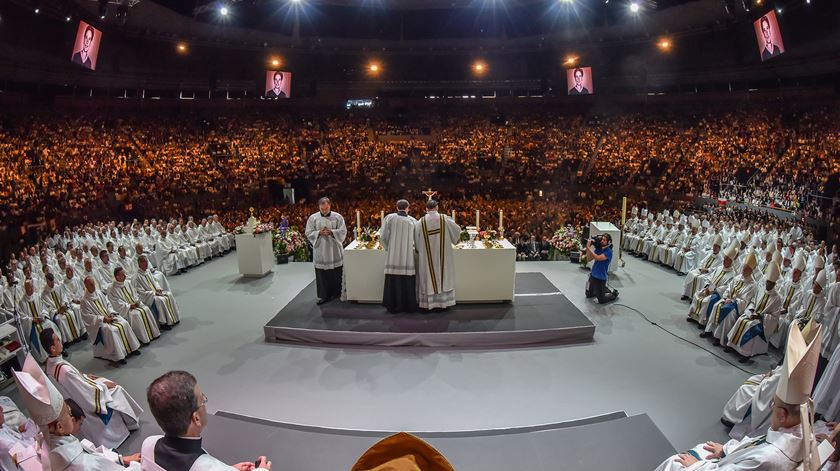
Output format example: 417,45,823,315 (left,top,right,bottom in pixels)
235,232,274,277
589,221,621,274
344,239,516,303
